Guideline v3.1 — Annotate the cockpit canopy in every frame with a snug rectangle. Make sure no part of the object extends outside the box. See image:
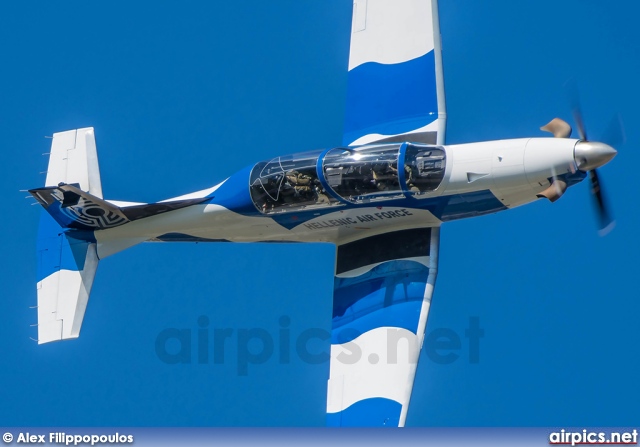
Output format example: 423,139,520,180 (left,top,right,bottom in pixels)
249,143,446,214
